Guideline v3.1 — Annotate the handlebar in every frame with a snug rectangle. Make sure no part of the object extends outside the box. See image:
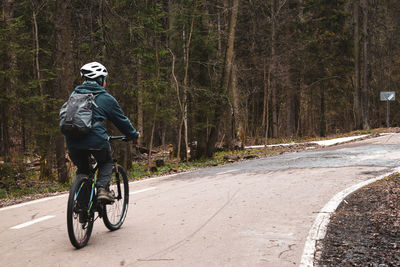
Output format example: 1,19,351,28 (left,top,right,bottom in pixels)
109,136,127,141
109,136,139,143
